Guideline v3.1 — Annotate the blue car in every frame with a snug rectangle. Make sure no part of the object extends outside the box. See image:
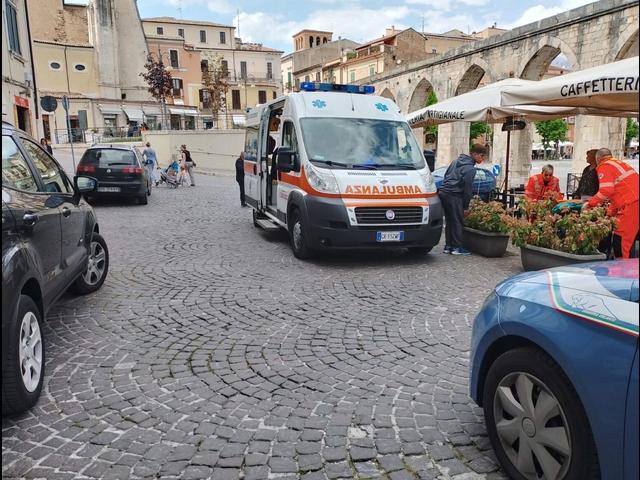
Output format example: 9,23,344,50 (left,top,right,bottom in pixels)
470,260,638,480
432,165,497,201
